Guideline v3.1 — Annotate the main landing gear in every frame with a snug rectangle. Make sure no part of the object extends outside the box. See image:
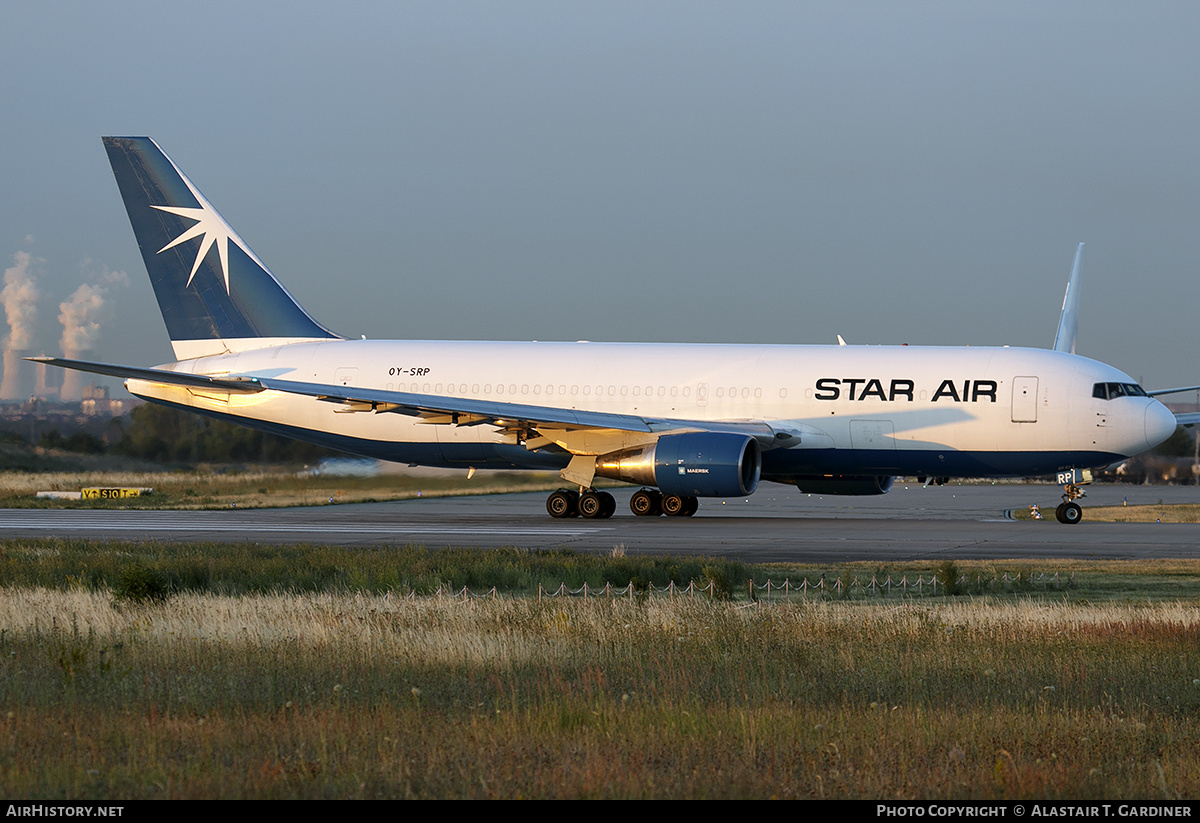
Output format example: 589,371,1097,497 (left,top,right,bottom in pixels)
1055,483,1086,524
630,488,698,518
545,488,699,518
546,488,617,519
